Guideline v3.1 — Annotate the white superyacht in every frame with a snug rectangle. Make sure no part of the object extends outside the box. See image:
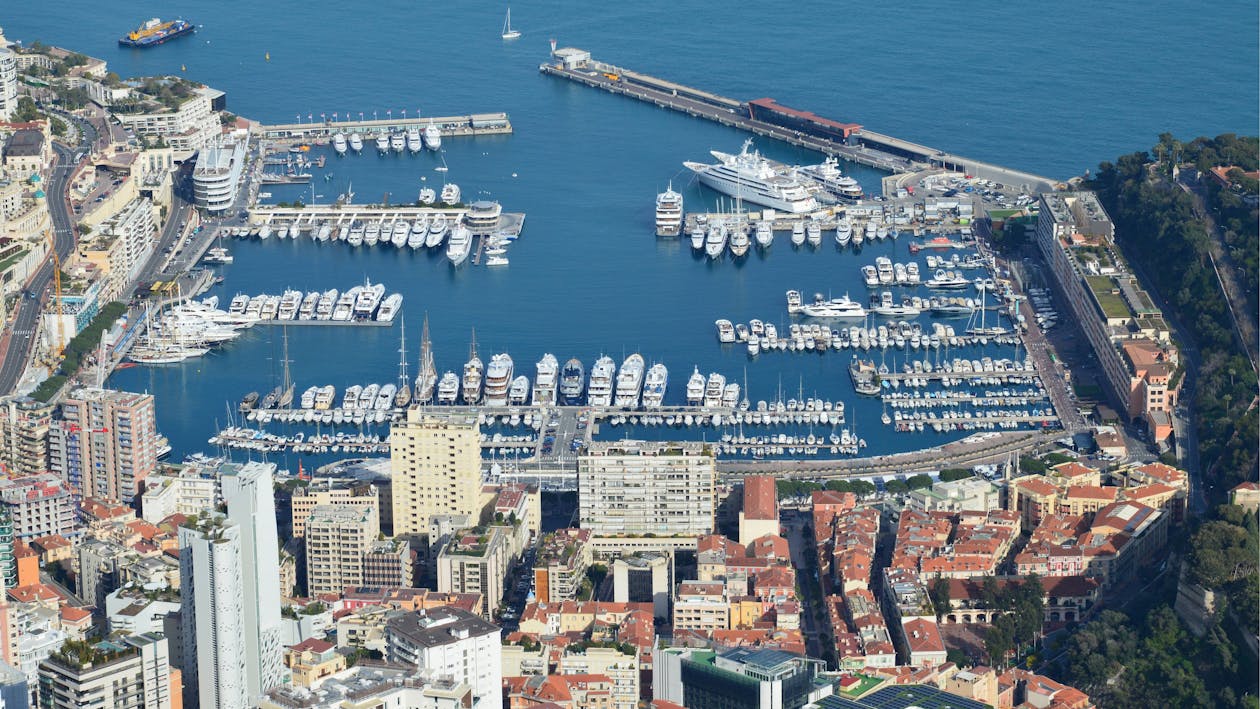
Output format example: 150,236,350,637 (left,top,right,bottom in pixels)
684,139,819,213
